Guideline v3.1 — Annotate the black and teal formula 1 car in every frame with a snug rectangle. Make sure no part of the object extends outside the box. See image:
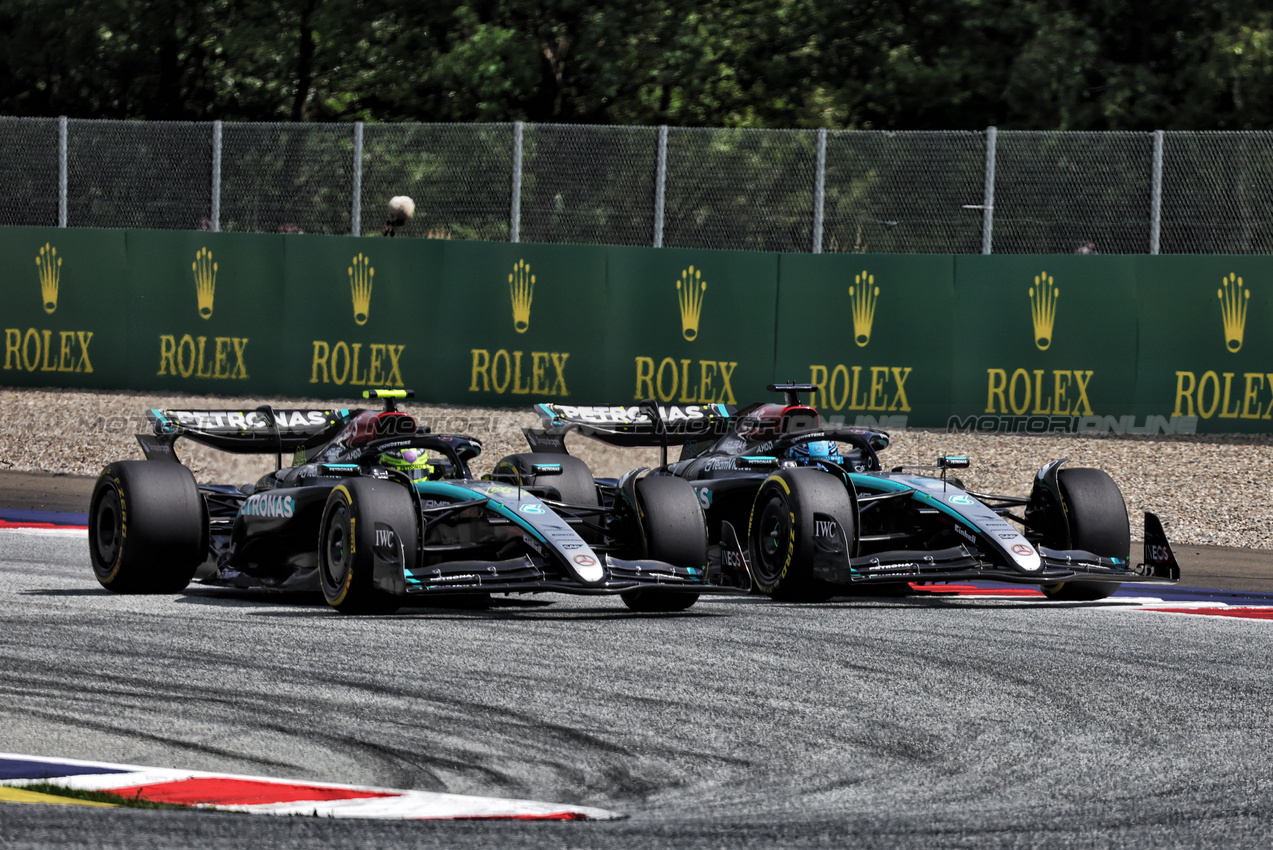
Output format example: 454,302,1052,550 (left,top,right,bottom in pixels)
88,390,712,613
523,384,1181,602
